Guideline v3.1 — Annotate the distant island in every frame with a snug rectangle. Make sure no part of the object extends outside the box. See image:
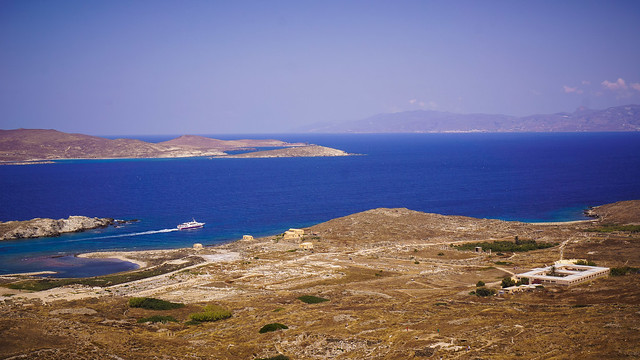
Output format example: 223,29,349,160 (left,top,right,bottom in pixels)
0,129,352,164
301,104,640,133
